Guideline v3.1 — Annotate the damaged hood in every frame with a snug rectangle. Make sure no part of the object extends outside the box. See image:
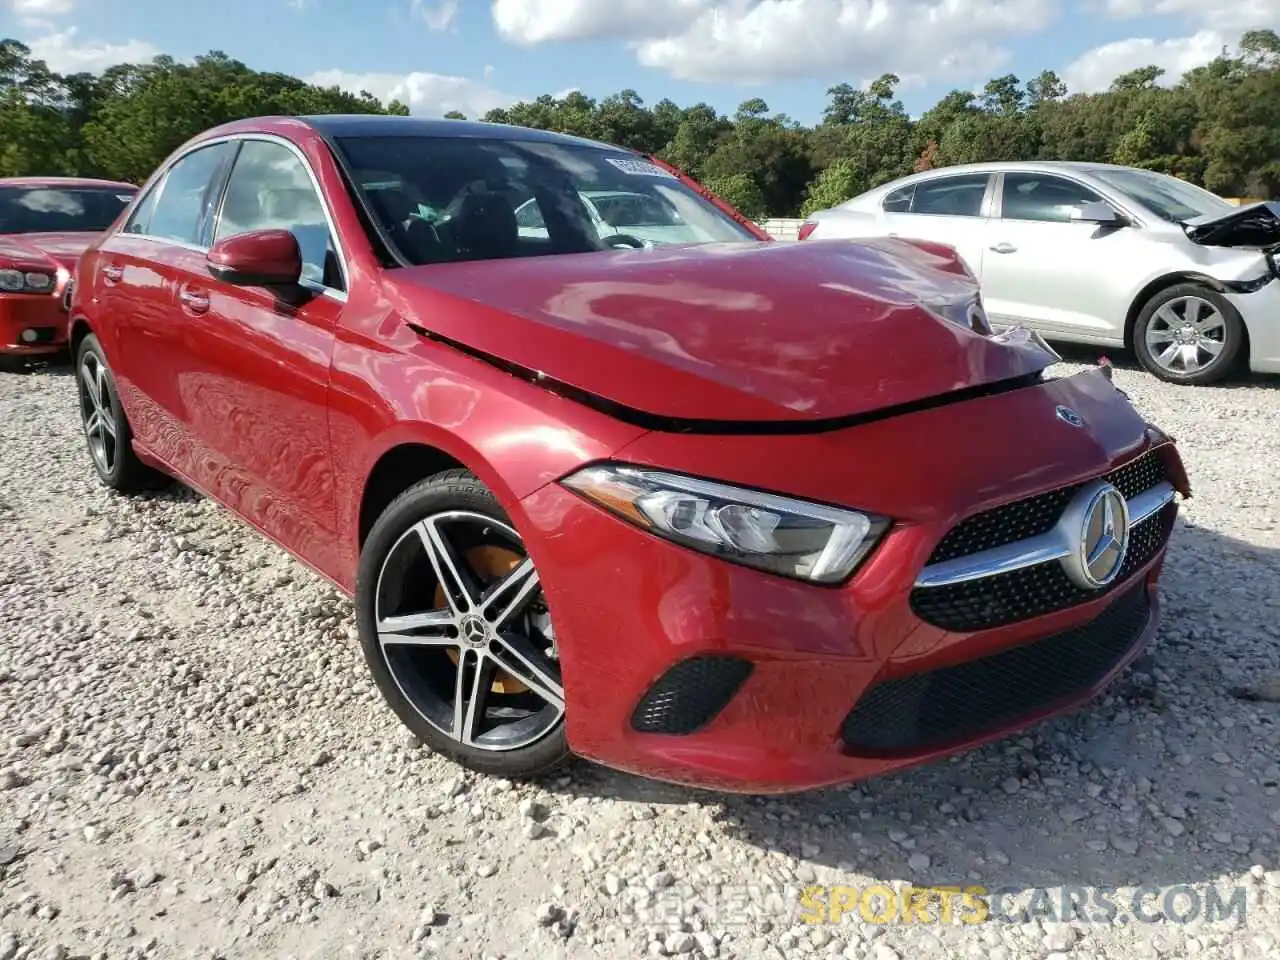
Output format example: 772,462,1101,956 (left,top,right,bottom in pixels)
1182,200,1280,249
390,238,1058,425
